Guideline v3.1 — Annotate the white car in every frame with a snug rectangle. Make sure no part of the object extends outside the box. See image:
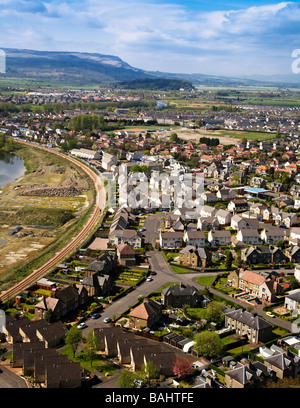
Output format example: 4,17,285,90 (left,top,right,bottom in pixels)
77,322,87,329
146,277,153,282
103,317,111,323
